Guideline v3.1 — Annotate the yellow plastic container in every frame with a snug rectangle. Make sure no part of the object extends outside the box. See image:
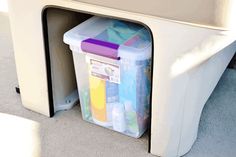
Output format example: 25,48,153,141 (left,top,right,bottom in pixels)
89,76,107,124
